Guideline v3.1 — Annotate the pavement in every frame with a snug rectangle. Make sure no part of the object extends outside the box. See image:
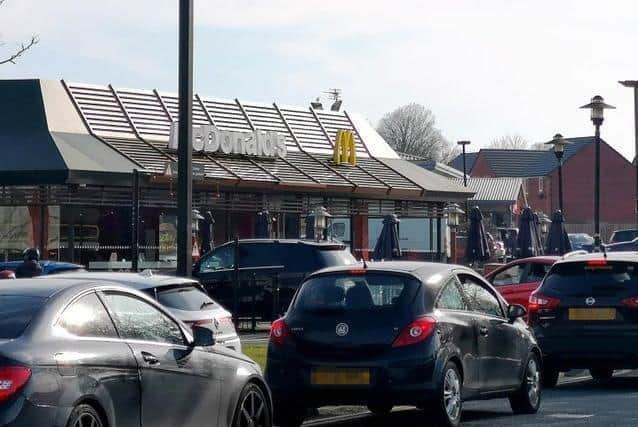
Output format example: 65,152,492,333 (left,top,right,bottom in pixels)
298,370,638,426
